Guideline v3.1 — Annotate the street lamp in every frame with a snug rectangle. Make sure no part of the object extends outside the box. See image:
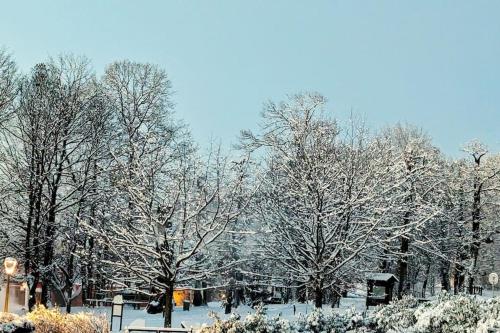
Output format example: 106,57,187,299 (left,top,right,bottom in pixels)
3,257,17,312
